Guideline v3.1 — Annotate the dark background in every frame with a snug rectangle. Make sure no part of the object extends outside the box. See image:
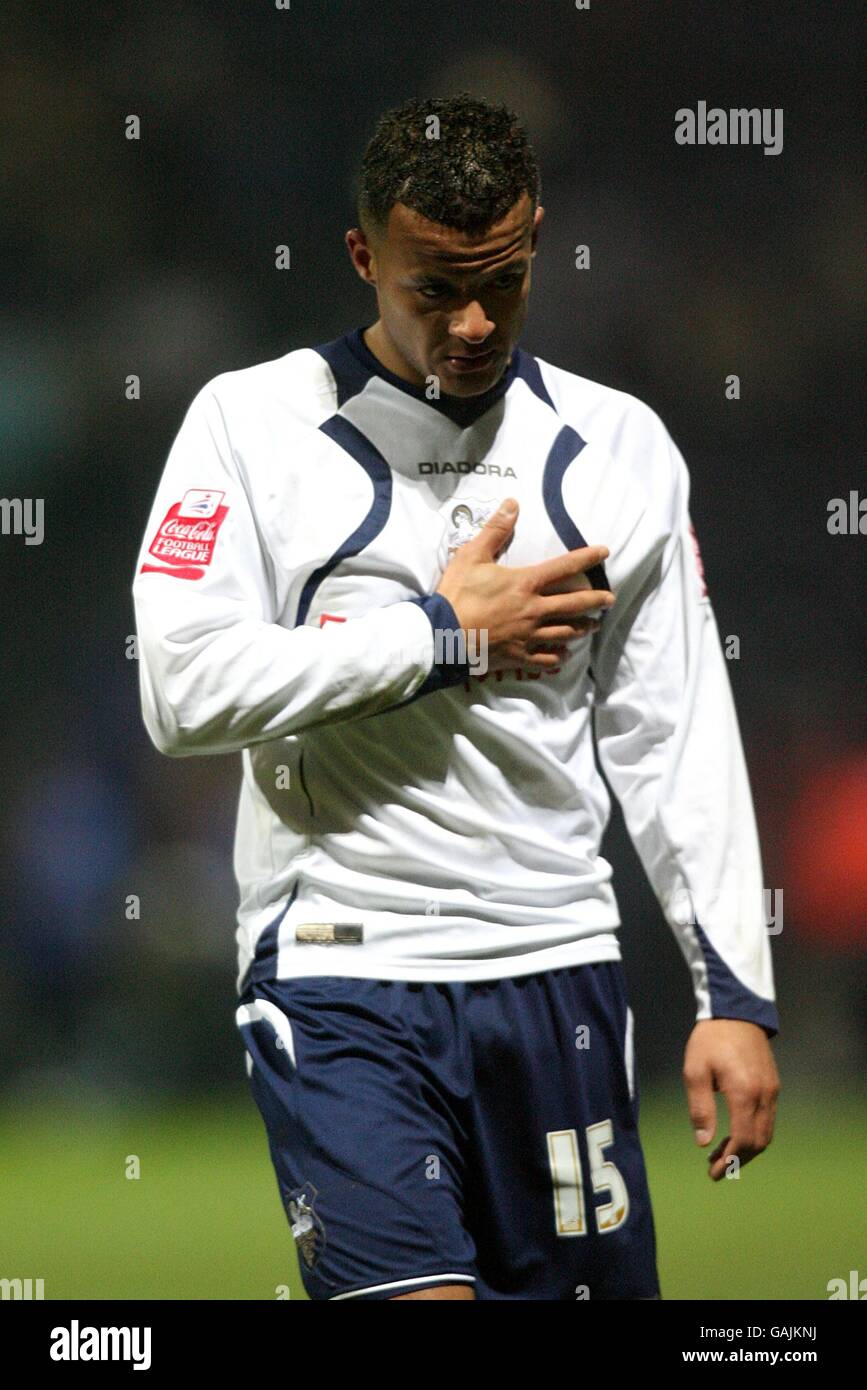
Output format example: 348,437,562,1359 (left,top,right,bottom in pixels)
1,0,864,1111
